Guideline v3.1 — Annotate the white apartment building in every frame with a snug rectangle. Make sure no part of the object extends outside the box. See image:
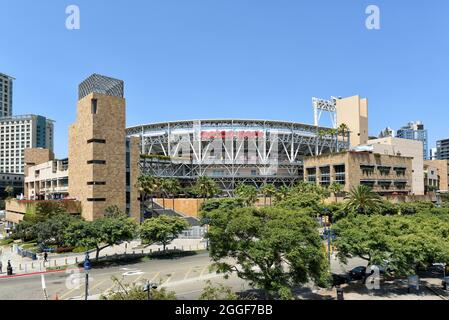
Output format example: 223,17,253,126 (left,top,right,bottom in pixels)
0,115,54,174
24,158,69,200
